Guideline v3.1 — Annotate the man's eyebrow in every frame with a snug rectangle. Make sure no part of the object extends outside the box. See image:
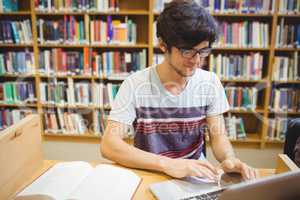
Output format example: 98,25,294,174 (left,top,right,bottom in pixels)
193,47,211,50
